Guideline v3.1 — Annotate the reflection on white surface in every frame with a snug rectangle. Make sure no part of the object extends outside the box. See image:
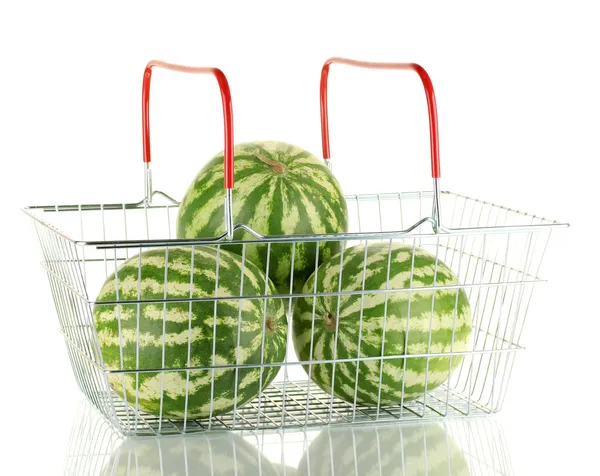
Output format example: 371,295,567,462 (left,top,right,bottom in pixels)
105,433,279,476
65,400,513,475
299,424,469,475
296,422,510,476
